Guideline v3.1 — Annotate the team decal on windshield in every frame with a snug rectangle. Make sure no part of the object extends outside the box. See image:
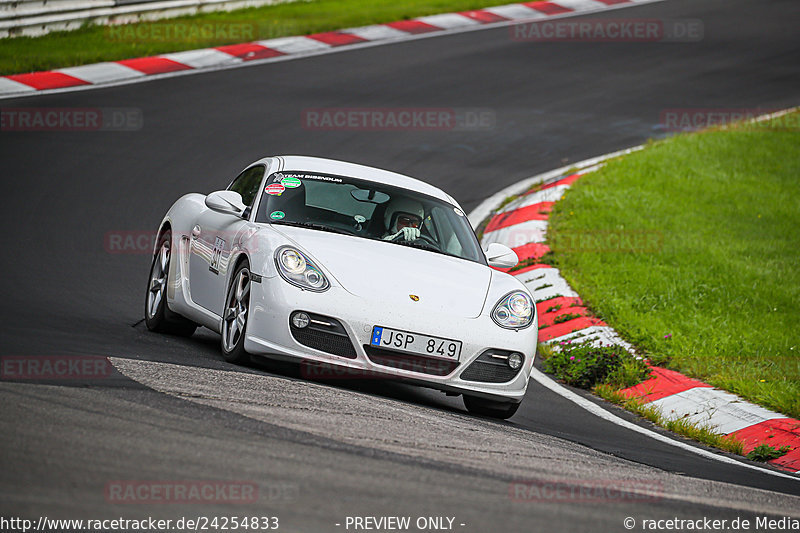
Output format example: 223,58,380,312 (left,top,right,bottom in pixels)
281,172,343,184
270,211,285,220
281,176,302,188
